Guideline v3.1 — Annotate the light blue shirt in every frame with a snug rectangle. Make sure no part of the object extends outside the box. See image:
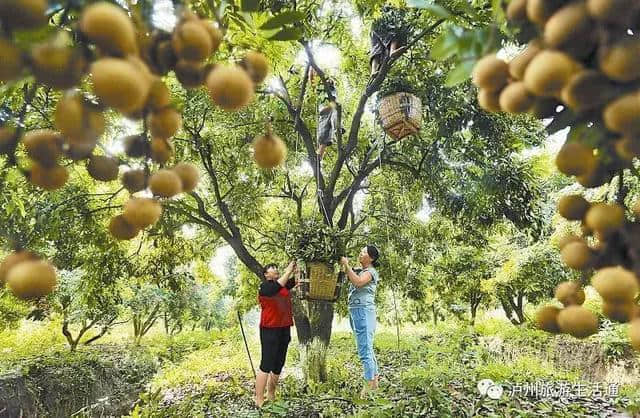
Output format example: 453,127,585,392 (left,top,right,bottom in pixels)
348,267,378,307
